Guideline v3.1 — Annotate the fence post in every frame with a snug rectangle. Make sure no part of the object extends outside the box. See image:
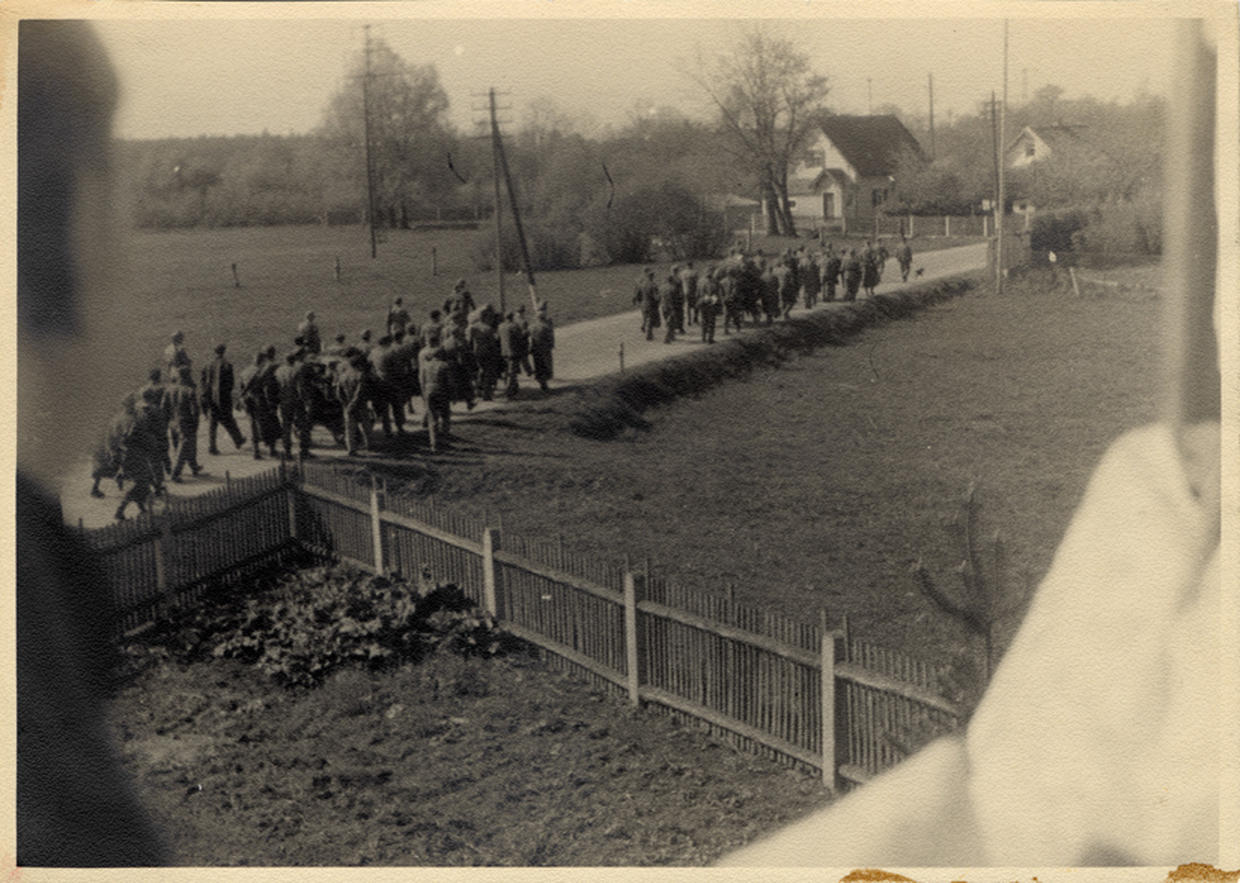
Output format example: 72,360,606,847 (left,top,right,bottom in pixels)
482,528,500,618
369,474,385,575
623,571,643,706
945,215,951,237
283,460,298,541
154,514,171,599
820,610,841,792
